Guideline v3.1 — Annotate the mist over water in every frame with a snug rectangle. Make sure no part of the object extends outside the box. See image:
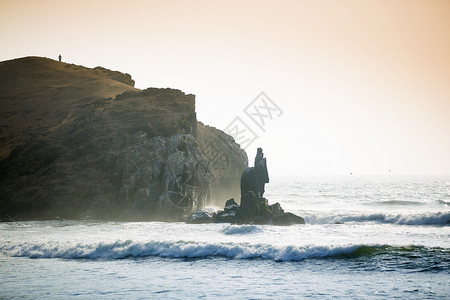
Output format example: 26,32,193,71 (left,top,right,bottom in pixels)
1,175,449,299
